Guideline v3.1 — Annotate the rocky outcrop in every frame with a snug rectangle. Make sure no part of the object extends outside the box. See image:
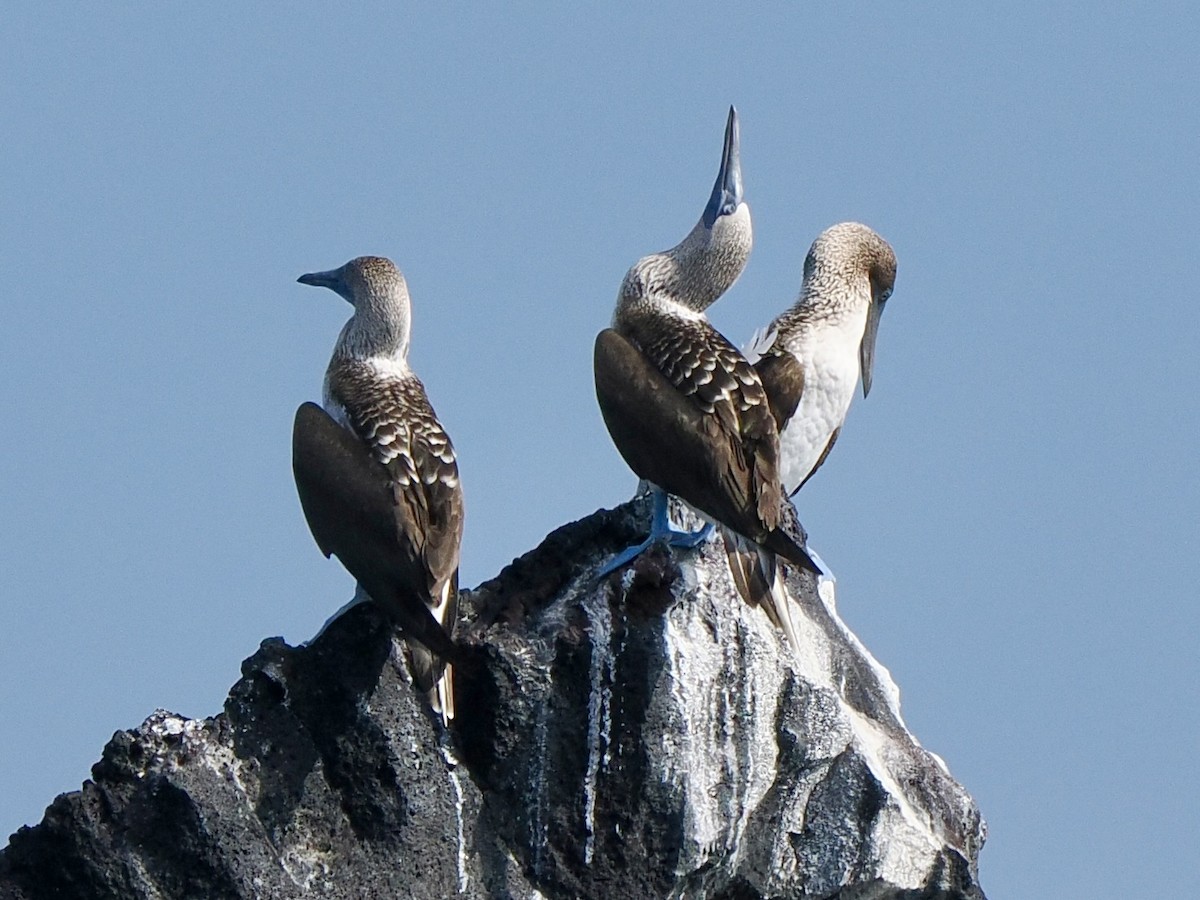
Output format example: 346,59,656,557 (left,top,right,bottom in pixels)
0,498,987,899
